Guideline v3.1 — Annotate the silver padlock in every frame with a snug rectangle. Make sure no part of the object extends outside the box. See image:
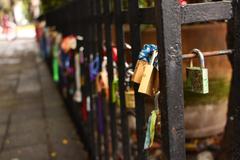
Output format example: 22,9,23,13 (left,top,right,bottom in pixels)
186,49,209,94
